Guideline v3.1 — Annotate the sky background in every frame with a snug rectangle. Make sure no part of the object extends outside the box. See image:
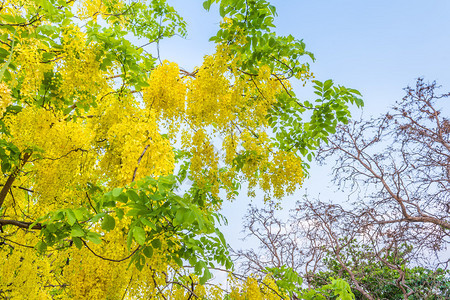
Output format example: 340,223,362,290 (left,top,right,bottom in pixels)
155,0,450,252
